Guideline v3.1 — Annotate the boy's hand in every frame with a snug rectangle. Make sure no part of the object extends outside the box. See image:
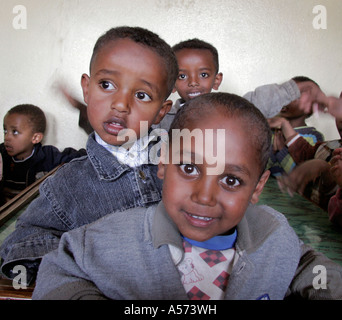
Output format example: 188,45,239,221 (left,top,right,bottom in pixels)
323,96,342,120
267,116,297,151
55,81,93,135
267,116,286,129
310,91,342,119
277,159,330,196
296,81,325,114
